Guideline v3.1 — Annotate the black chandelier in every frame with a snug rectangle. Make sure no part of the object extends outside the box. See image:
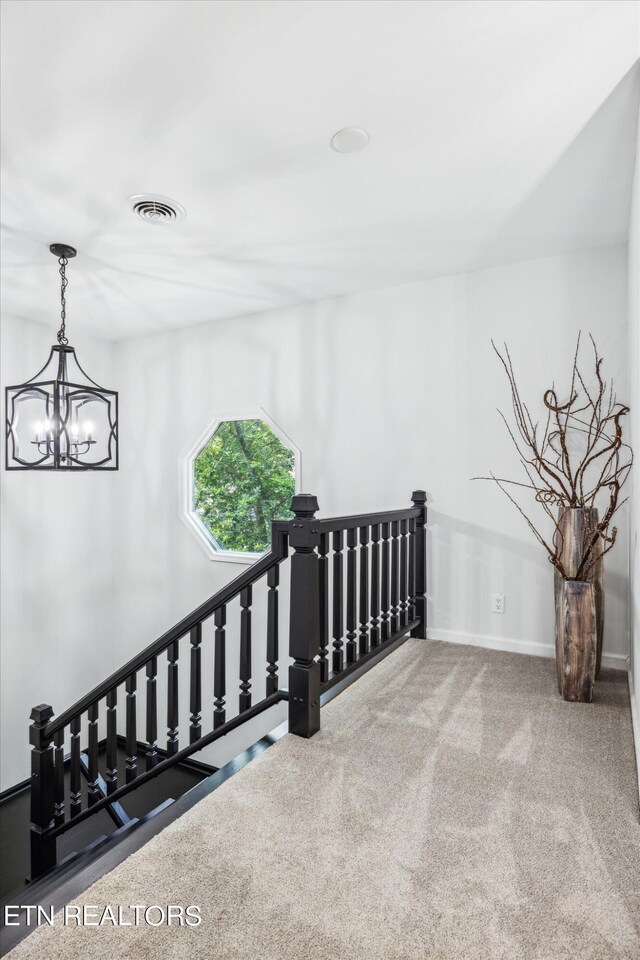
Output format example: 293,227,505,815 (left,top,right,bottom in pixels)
5,244,118,470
